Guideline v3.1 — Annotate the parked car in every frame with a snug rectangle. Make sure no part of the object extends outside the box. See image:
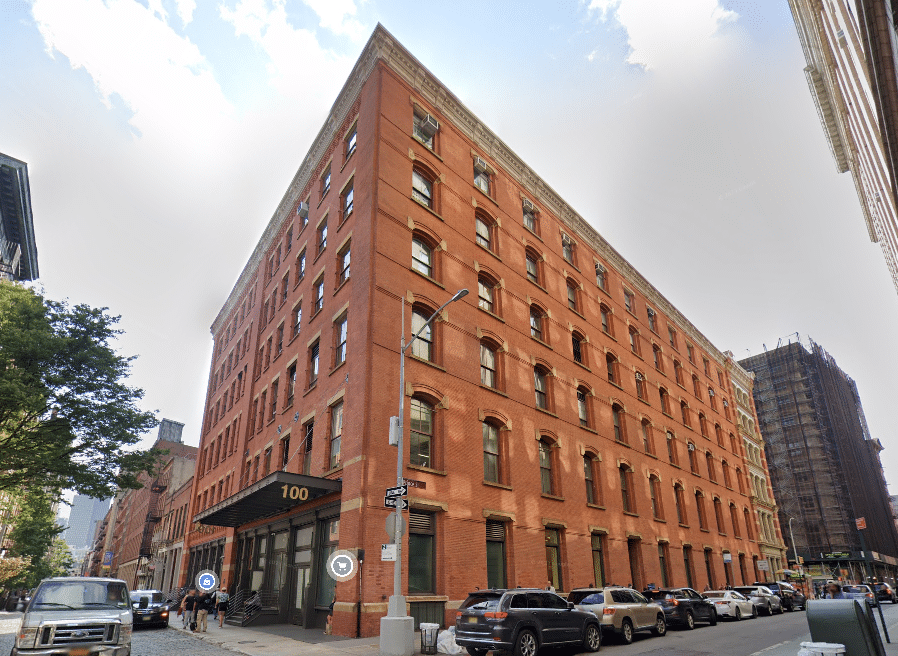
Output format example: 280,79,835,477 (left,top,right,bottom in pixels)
873,583,898,604
776,581,806,610
702,590,757,620
12,576,133,656
842,584,877,606
129,589,170,628
733,586,783,615
642,587,717,630
571,586,666,644
455,589,602,656
755,581,796,611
